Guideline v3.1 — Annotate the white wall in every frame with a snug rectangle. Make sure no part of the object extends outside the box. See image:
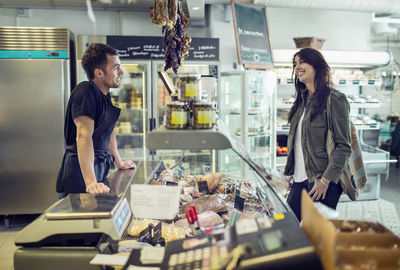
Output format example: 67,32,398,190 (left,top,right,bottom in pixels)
0,7,208,37
210,5,374,71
